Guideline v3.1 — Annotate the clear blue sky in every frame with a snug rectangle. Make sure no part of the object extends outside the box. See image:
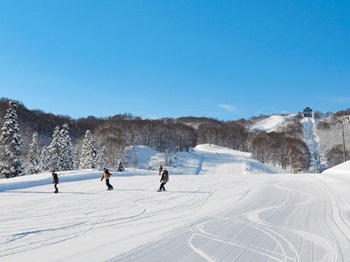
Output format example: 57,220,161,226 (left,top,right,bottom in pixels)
1,1,349,121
